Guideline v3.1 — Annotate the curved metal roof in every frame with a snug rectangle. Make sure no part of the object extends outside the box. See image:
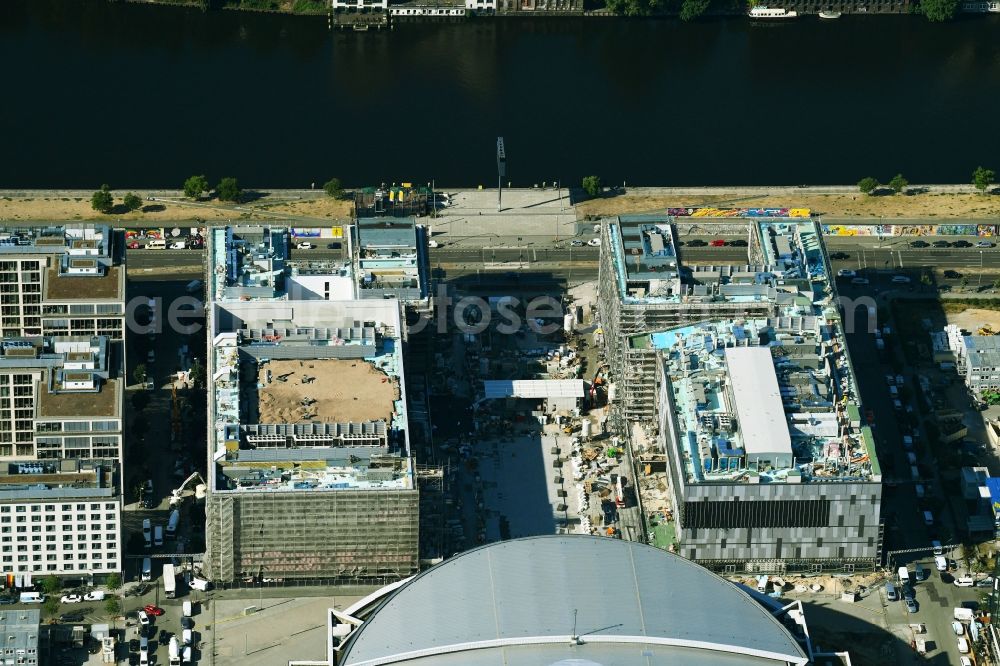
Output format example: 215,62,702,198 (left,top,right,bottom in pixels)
340,535,808,666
